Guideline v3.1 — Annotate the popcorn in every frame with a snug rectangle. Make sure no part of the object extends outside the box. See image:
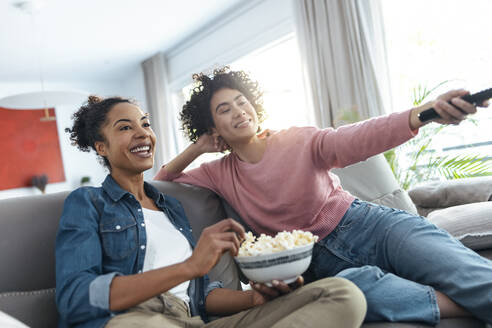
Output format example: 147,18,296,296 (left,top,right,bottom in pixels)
237,230,319,257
